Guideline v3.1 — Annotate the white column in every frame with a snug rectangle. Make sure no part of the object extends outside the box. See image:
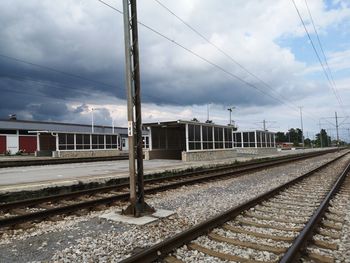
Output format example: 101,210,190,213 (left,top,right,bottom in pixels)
55,134,59,151
185,123,189,152
149,128,152,150
212,126,215,150
104,135,106,149
265,132,267,148
200,125,203,150
222,128,225,149
74,134,76,150
231,129,234,148
241,132,244,148
36,133,40,151
90,134,92,149
254,131,257,148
